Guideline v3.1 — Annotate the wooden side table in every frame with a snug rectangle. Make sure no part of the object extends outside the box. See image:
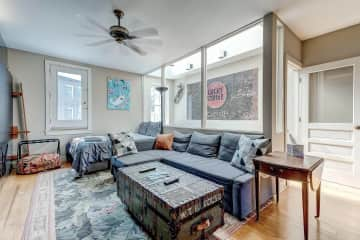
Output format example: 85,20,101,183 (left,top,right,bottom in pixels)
253,152,324,240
